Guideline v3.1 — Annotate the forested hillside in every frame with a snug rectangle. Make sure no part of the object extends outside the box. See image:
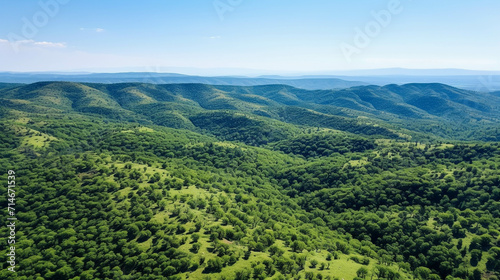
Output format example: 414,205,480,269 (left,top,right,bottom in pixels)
0,82,499,280
1,81,499,141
